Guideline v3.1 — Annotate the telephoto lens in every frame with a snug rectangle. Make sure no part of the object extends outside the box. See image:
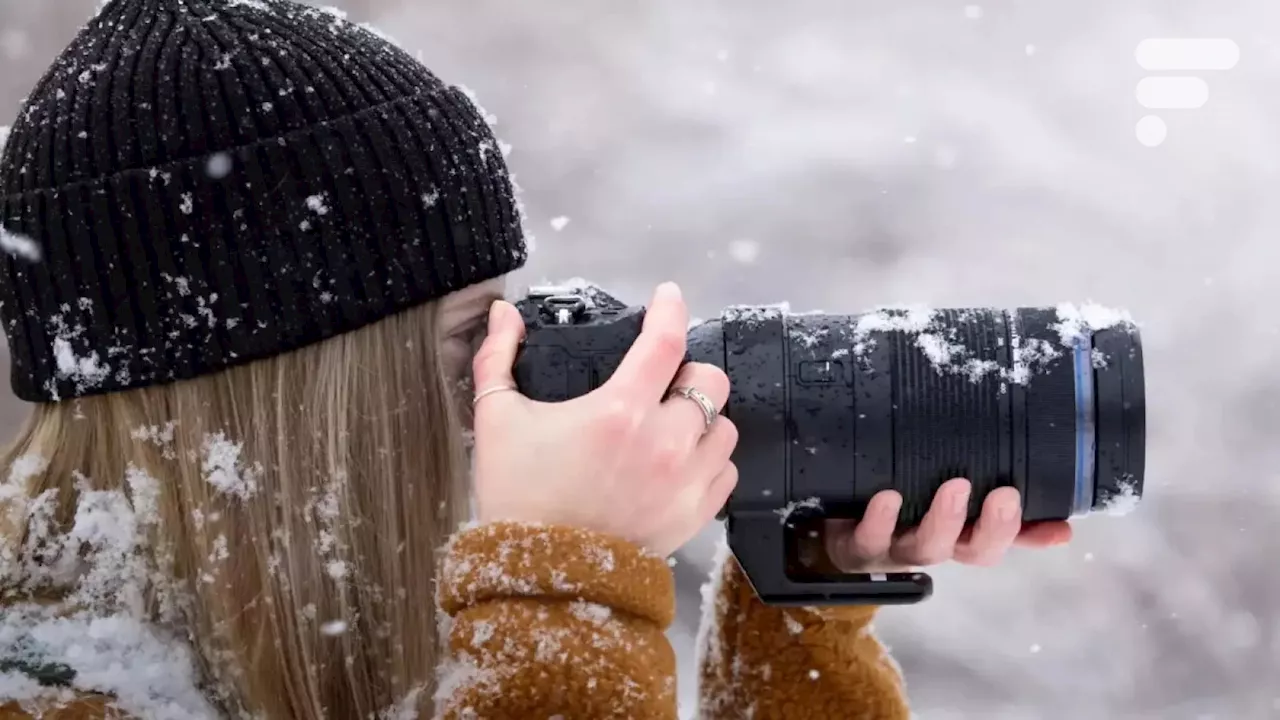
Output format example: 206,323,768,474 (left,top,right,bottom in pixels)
513,286,1145,605
691,304,1145,527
